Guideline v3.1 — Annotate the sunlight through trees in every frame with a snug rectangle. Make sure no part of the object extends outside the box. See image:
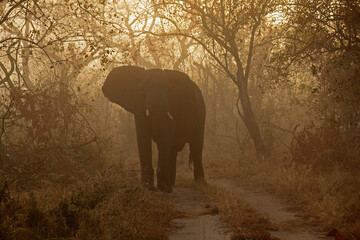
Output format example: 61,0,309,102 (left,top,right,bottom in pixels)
1,0,360,239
